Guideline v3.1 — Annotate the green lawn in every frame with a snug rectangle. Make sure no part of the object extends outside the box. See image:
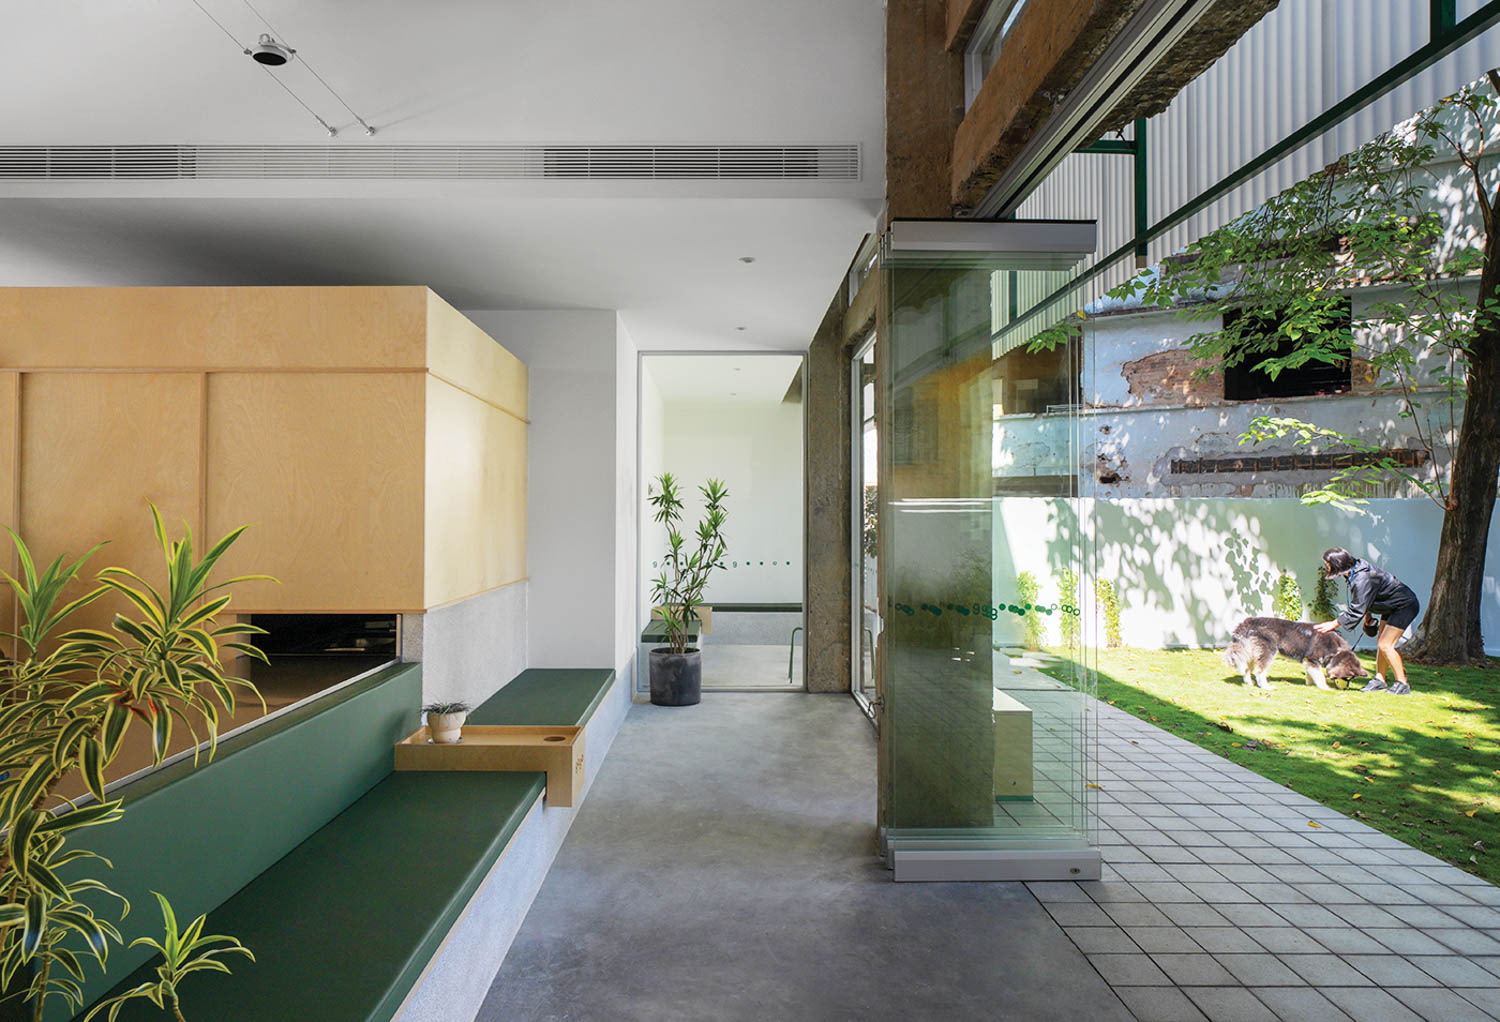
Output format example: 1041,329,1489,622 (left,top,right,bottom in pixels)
1041,648,1500,885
